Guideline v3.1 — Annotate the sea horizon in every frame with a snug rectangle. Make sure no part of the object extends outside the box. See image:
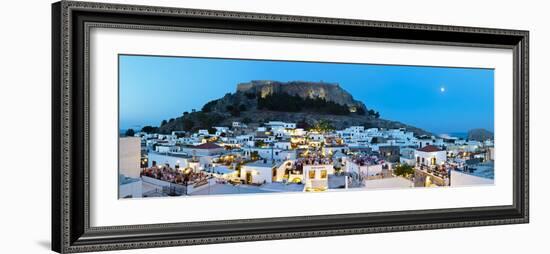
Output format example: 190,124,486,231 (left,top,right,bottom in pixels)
120,126,476,139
